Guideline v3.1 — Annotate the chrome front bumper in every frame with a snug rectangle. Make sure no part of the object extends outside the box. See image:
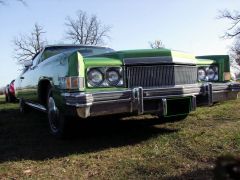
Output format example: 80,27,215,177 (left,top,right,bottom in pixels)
62,82,240,118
